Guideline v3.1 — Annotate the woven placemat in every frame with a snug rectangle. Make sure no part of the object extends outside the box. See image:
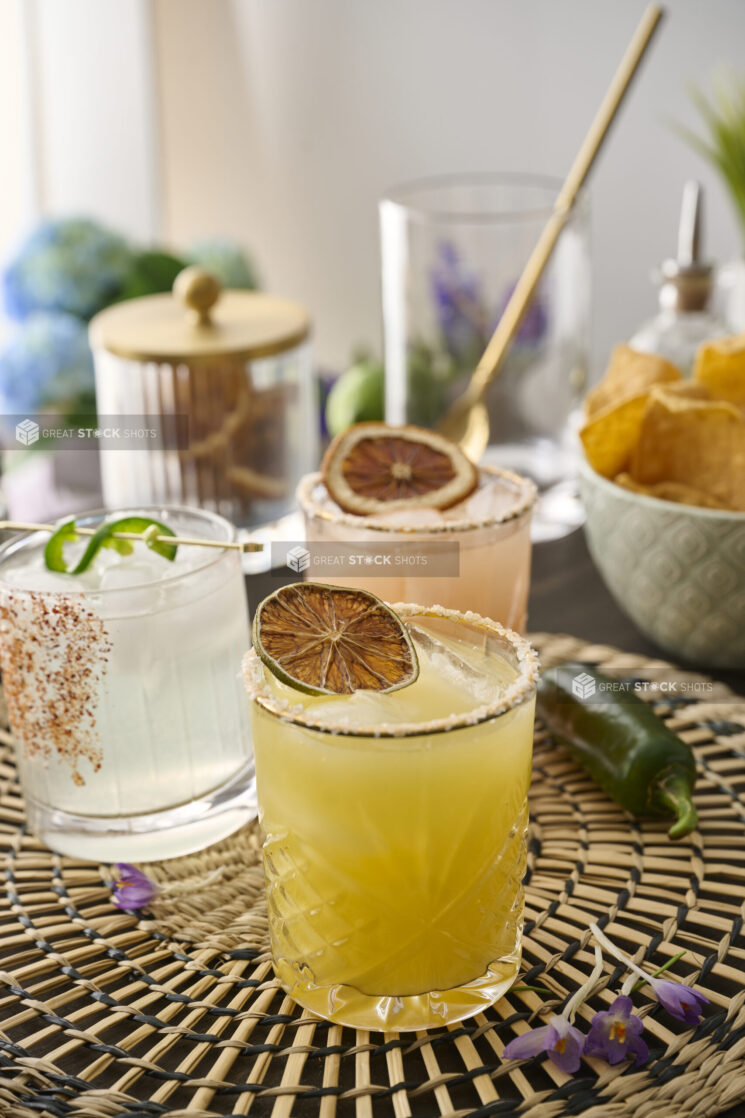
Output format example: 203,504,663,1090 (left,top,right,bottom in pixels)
0,634,744,1118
